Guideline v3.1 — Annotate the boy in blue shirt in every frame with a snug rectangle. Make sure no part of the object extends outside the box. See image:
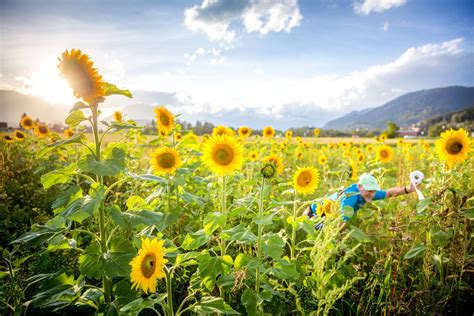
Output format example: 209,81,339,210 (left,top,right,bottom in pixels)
304,174,418,222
